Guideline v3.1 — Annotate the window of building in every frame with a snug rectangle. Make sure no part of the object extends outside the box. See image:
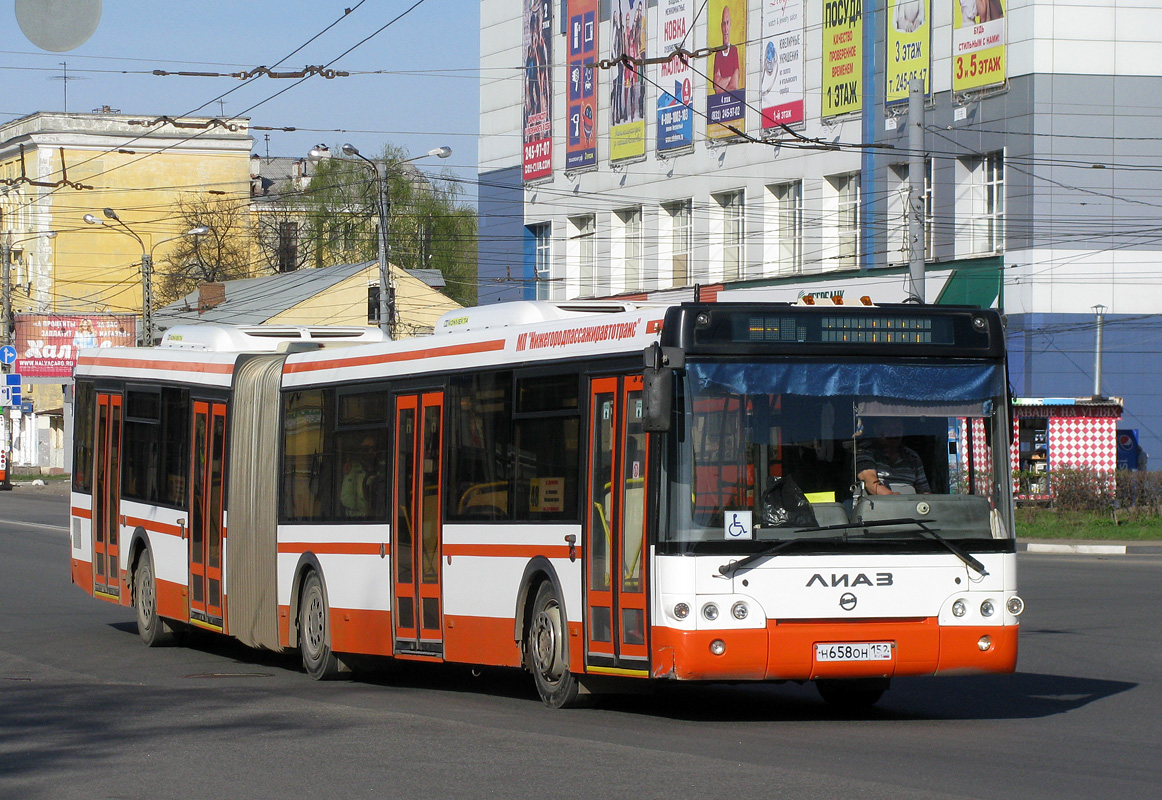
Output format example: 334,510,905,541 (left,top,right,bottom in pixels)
768,181,803,275
828,172,860,269
959,151,1004,254
529,222,552,300
712,190,744,282
662,200,692,287
277,221,299,273
615,207,643,292
569,214,597,297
